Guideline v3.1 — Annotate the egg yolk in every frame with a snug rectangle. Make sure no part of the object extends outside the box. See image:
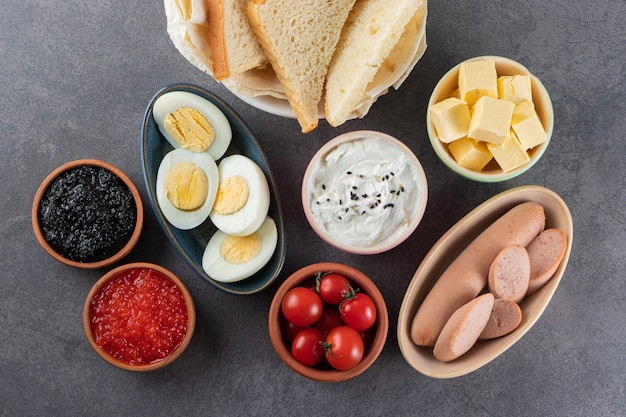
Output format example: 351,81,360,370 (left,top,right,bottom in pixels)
212,176,249,215
164,106,215,152
165,161,209,210
220,233,262,264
